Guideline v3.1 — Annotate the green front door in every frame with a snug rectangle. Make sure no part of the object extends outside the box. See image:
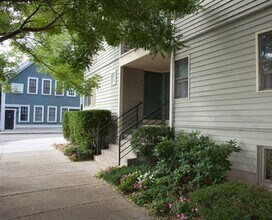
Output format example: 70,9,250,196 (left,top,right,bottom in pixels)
144,71,169,118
